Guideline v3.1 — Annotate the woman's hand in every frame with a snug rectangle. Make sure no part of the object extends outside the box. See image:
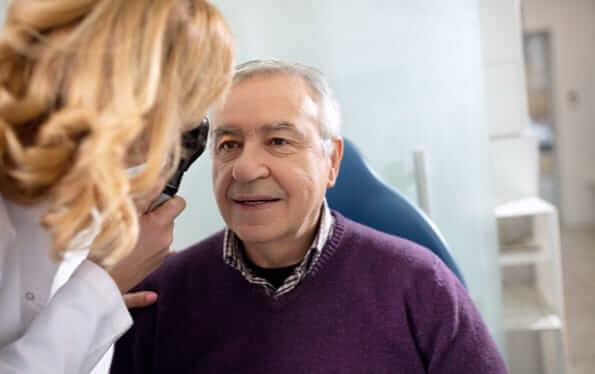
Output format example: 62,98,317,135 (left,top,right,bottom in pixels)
88,178,186,308
111,195,186,307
